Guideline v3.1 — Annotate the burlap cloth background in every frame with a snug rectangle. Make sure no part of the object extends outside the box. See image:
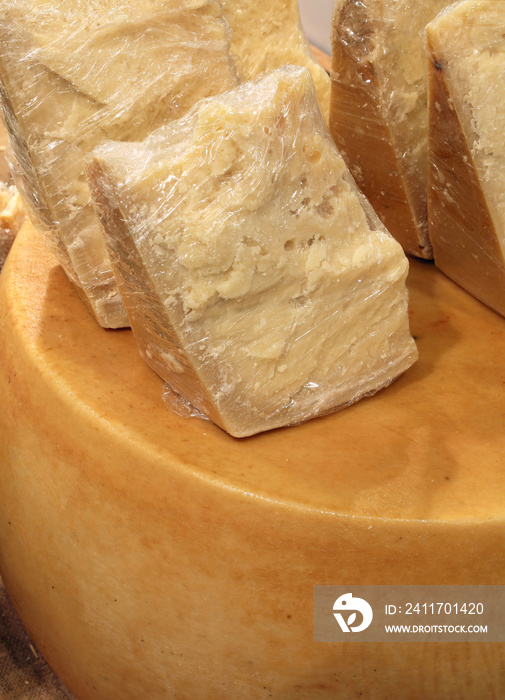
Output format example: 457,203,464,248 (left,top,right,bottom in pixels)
0,576,75,699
